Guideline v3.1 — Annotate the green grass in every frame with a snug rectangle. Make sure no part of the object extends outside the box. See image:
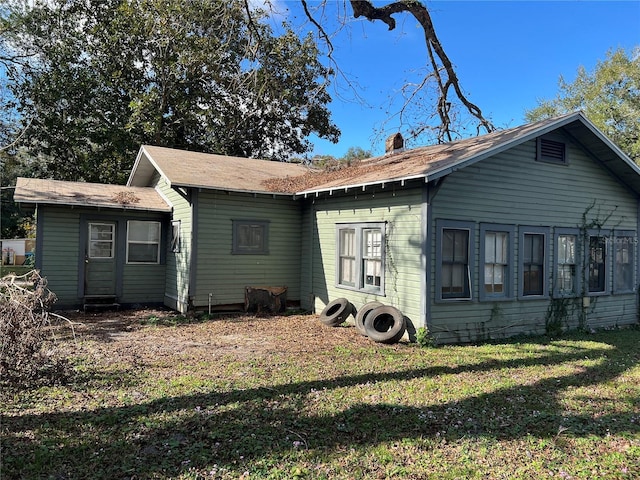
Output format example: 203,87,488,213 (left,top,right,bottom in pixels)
2,319,639,479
